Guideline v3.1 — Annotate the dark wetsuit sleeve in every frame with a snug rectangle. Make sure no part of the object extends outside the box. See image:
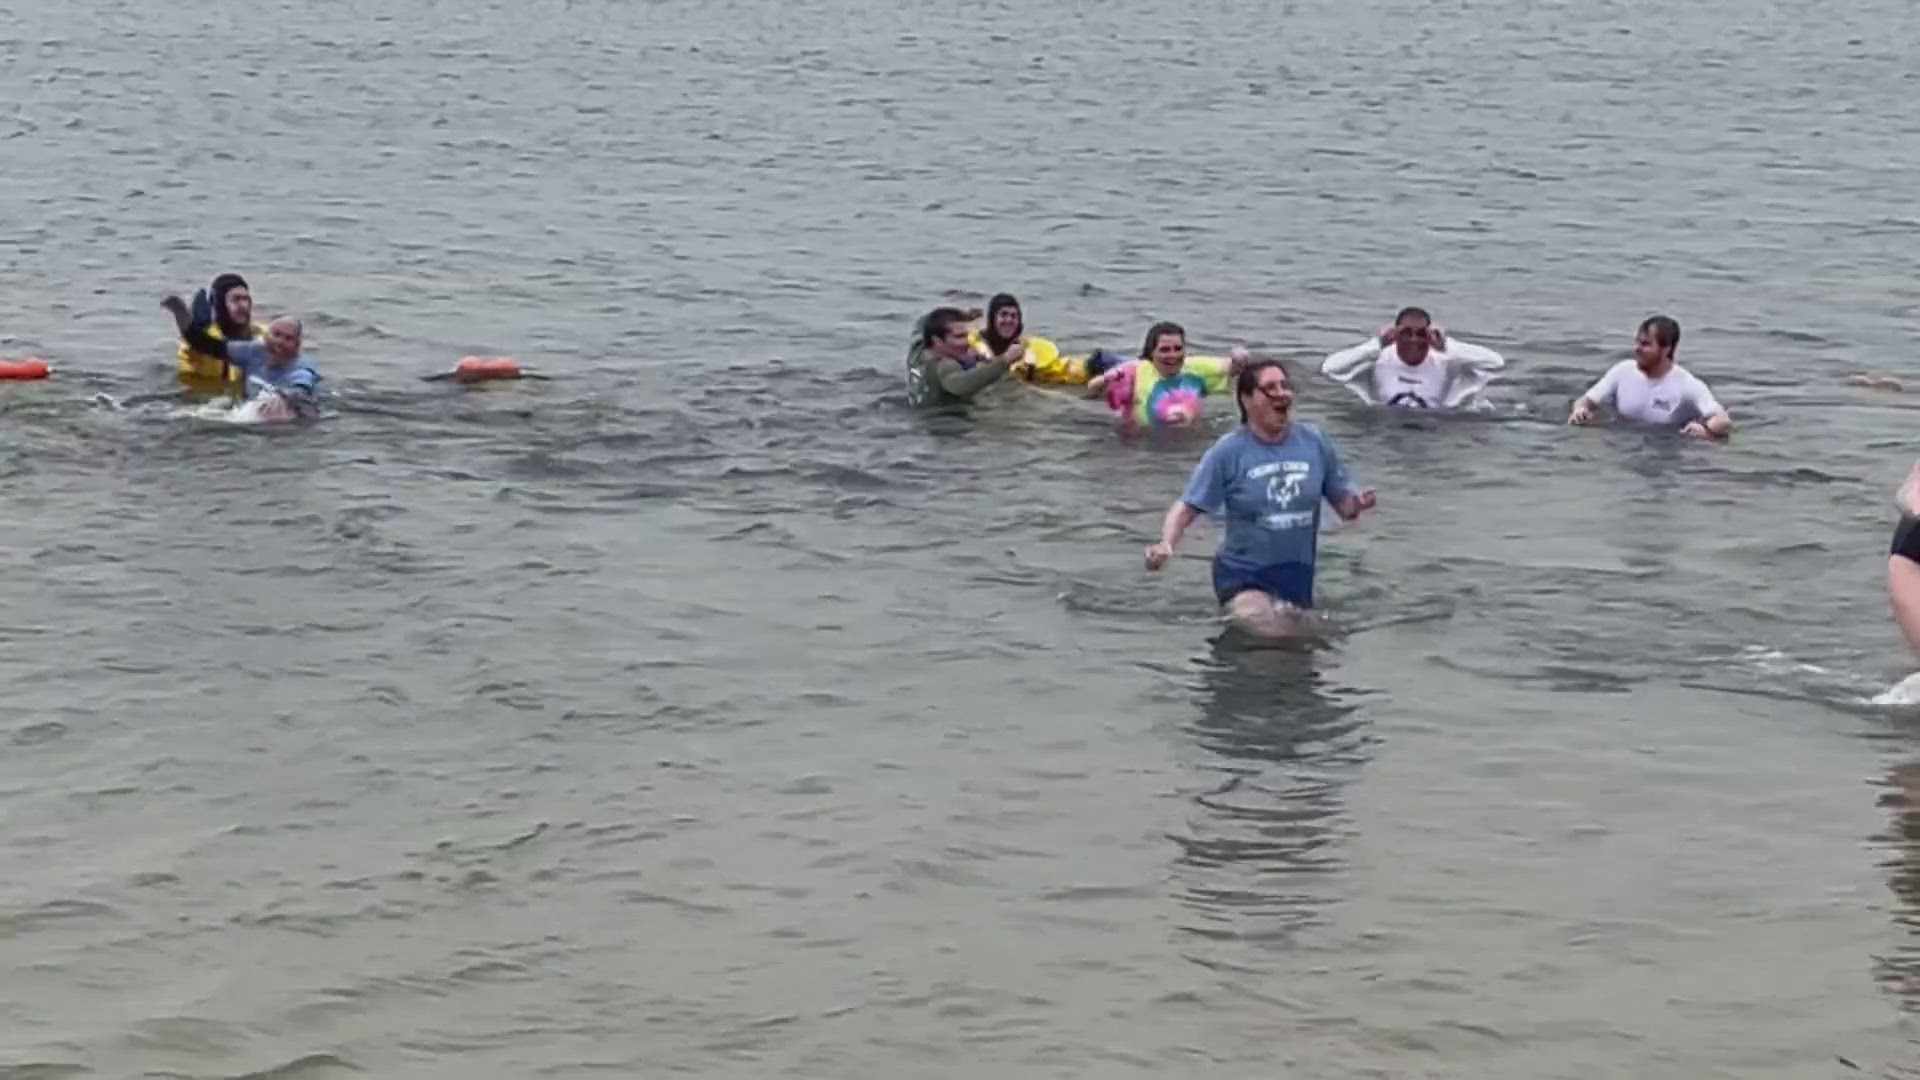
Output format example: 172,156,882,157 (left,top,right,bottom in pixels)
1892,518,1920,564
180,321,231,360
